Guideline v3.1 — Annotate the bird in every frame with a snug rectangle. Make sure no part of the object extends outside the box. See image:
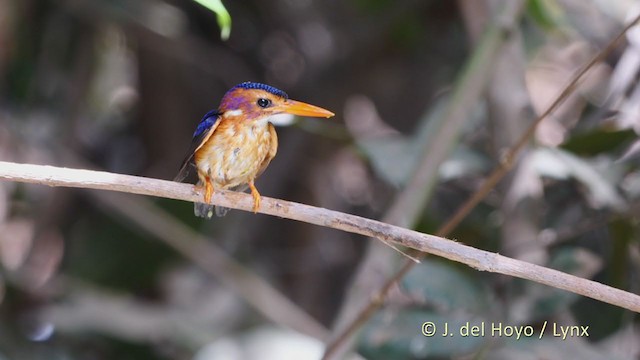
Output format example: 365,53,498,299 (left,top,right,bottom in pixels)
175,81,334,218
